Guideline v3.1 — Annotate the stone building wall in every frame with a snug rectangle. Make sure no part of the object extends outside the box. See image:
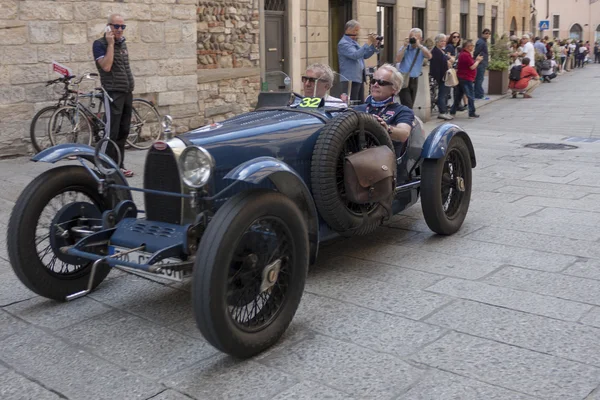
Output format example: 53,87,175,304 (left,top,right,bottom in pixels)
195,0,261,123
0,0,198,157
